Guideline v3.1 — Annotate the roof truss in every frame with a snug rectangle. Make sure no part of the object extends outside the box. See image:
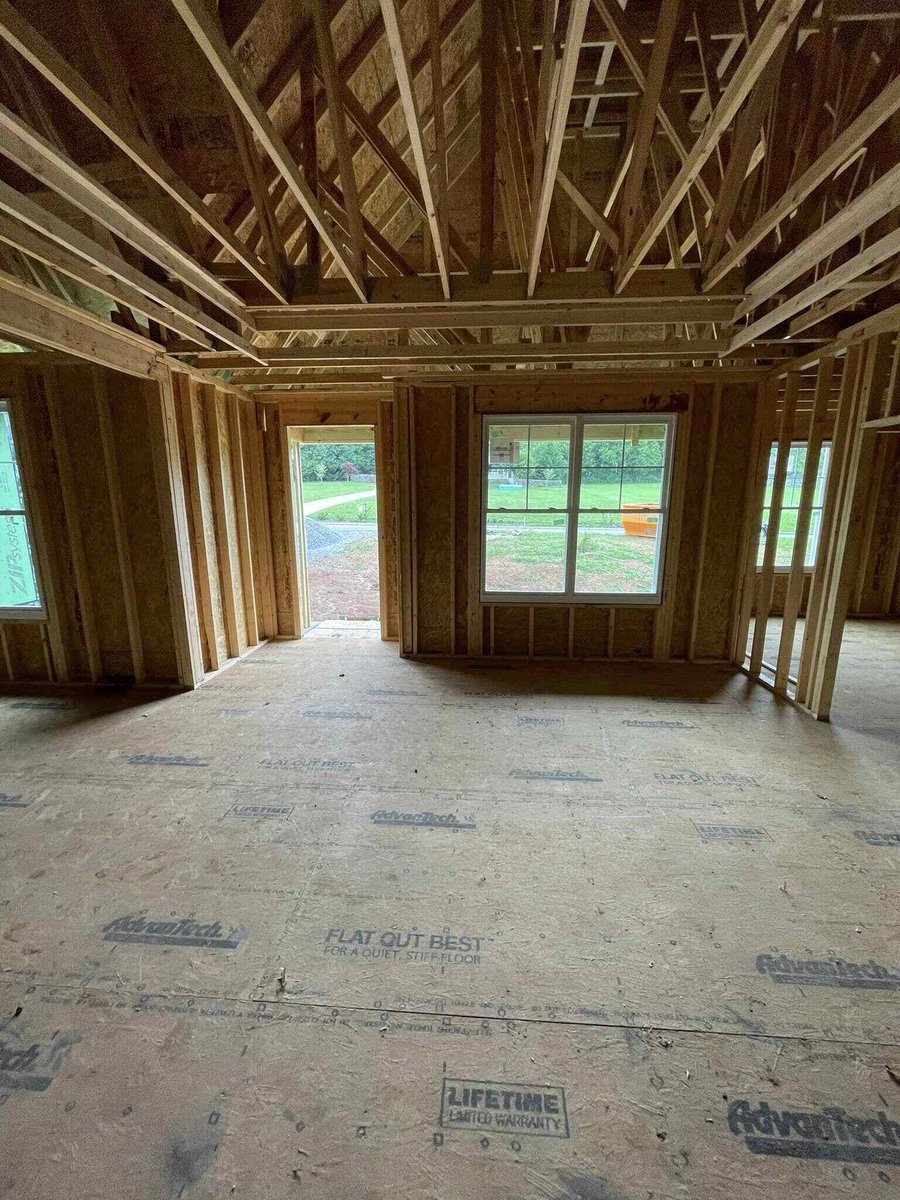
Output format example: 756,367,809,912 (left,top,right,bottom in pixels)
0,0,894,382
